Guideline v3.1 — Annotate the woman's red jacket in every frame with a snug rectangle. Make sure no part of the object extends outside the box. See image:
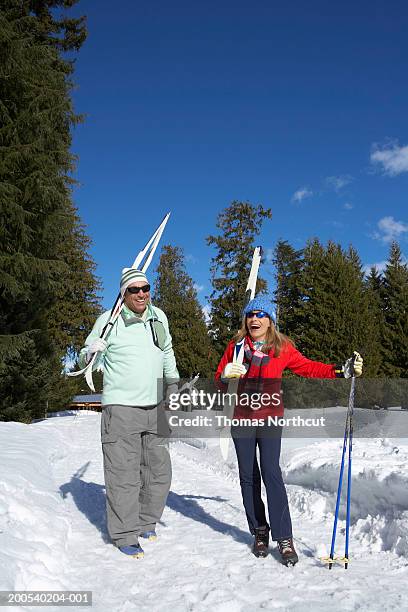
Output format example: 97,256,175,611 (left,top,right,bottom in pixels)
215,338,337,419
